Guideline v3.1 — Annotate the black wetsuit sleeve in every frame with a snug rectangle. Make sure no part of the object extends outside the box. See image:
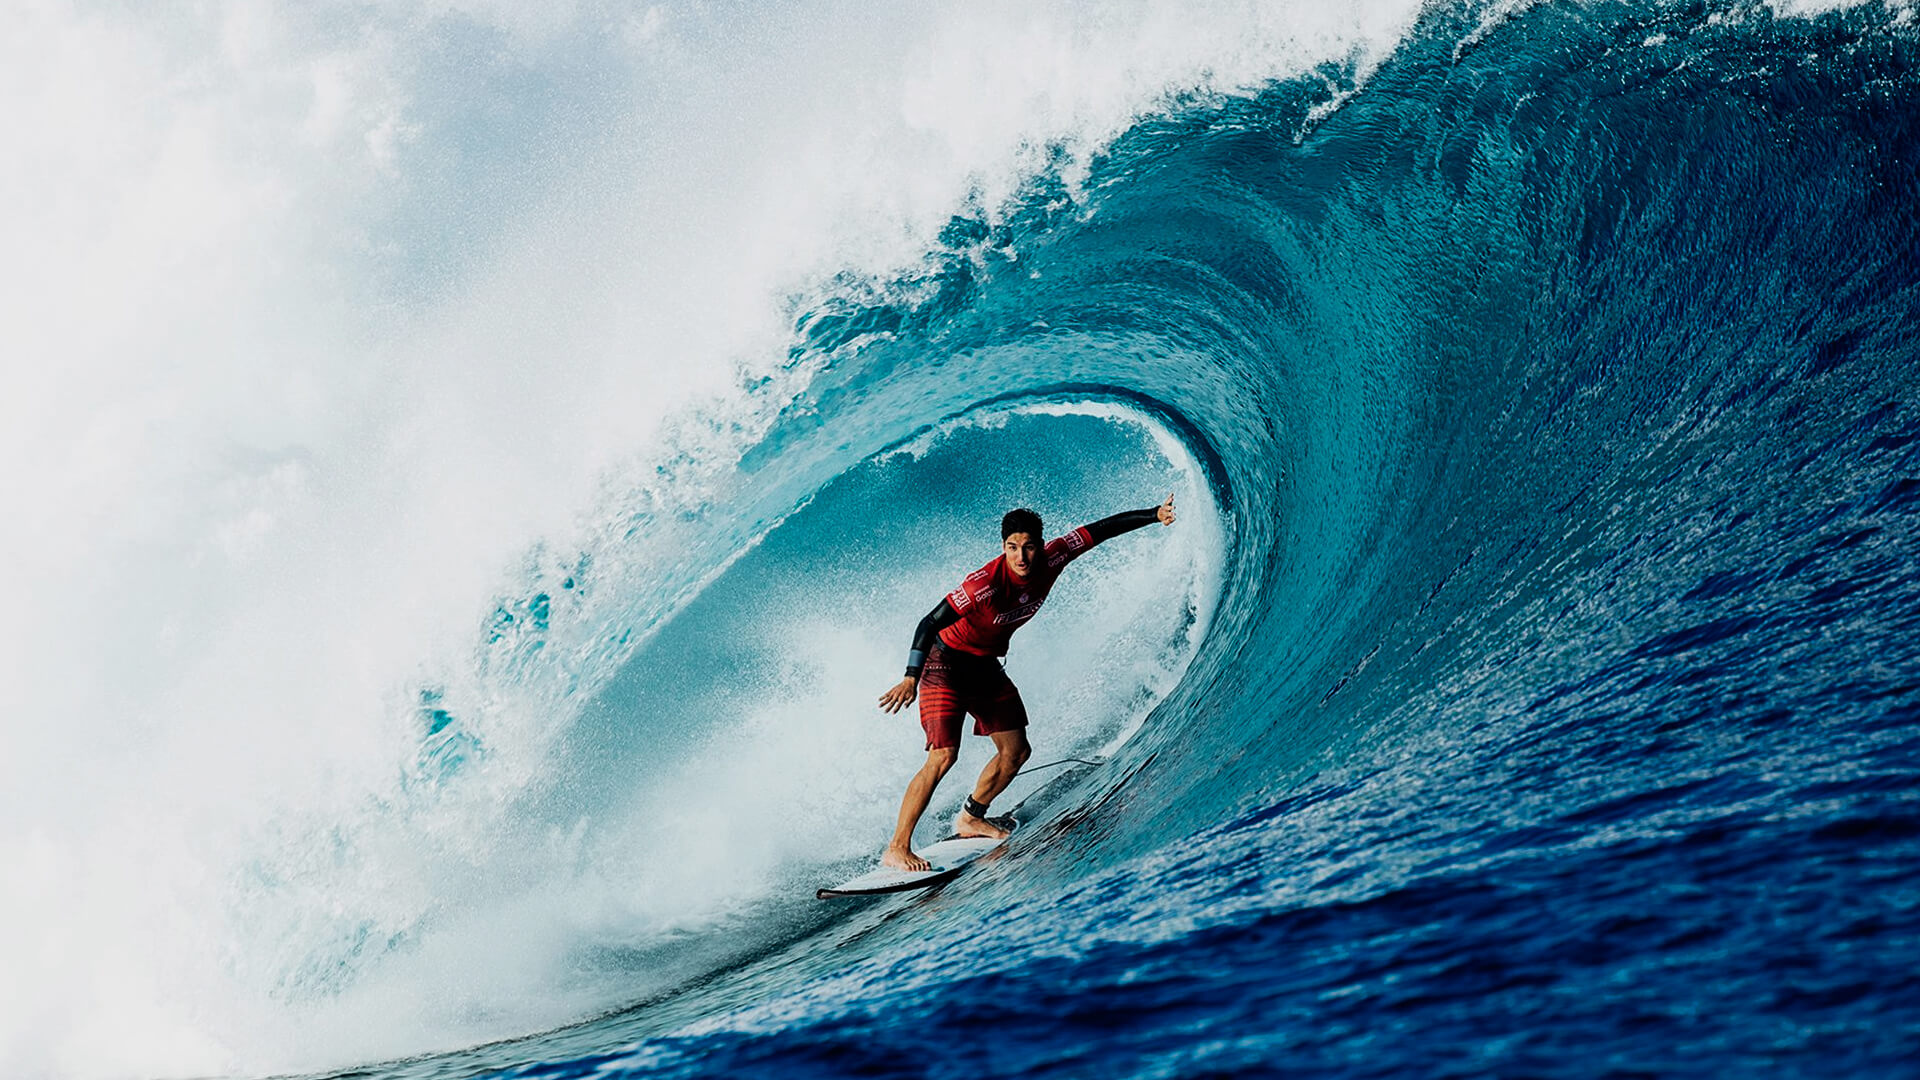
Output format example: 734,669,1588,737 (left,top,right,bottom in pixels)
1081,507,1161,545
906,599,963,678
